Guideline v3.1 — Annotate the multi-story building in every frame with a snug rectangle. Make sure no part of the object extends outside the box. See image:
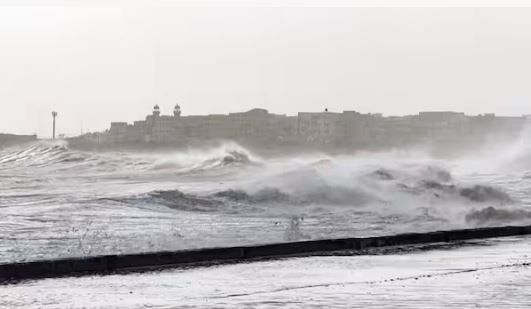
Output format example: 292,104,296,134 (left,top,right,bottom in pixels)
99,104,530,151
417,111,468,141
297,111,343,143
107,105,296,145
297,110,385,147
108,122,128,143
